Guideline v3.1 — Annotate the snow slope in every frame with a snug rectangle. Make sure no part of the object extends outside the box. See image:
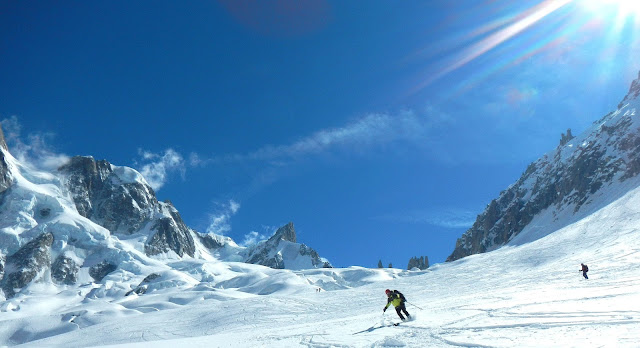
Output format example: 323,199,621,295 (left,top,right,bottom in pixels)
448,76,640,261
2,182,639,347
